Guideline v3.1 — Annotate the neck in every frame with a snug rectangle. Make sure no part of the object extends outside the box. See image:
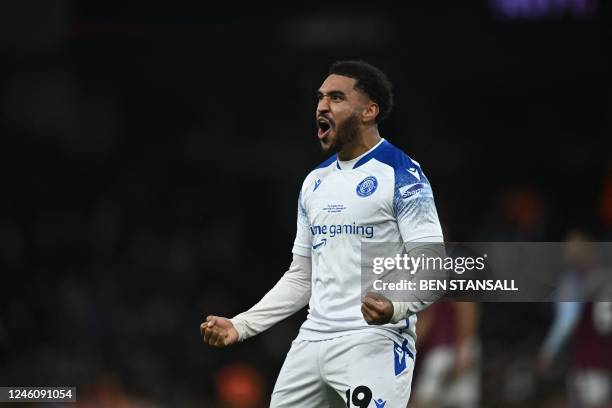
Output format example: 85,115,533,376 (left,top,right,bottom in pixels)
337,126,381,161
